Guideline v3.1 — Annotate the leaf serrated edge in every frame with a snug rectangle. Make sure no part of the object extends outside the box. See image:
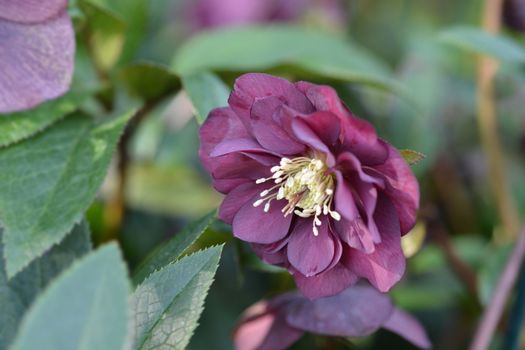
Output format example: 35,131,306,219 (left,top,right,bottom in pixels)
134,244,224,350
4,111,133,279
